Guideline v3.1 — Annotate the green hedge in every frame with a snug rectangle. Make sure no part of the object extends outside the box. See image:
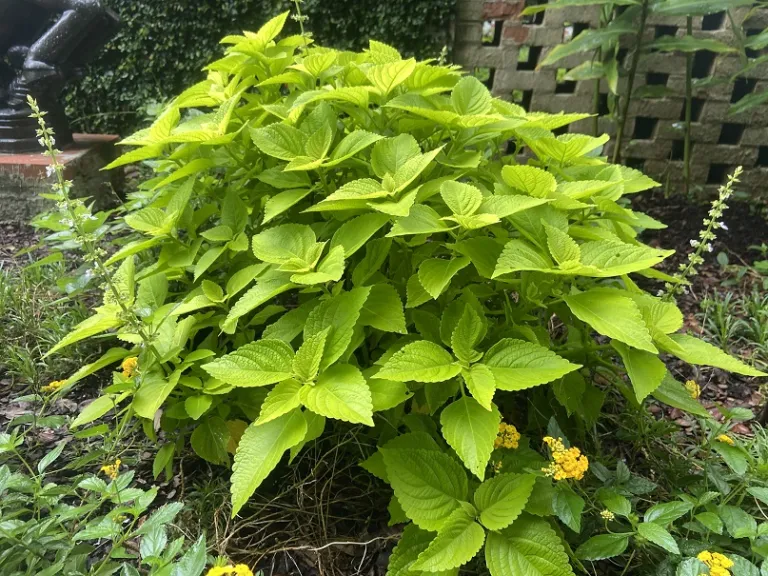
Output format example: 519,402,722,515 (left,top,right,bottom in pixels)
65,0,455,135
